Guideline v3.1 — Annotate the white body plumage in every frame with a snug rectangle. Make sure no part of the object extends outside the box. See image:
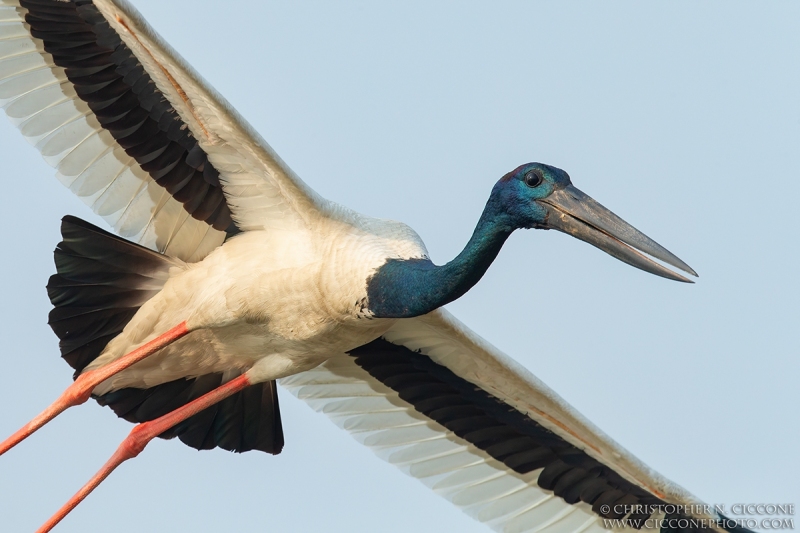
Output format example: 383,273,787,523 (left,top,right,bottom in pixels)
90,207,428,393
